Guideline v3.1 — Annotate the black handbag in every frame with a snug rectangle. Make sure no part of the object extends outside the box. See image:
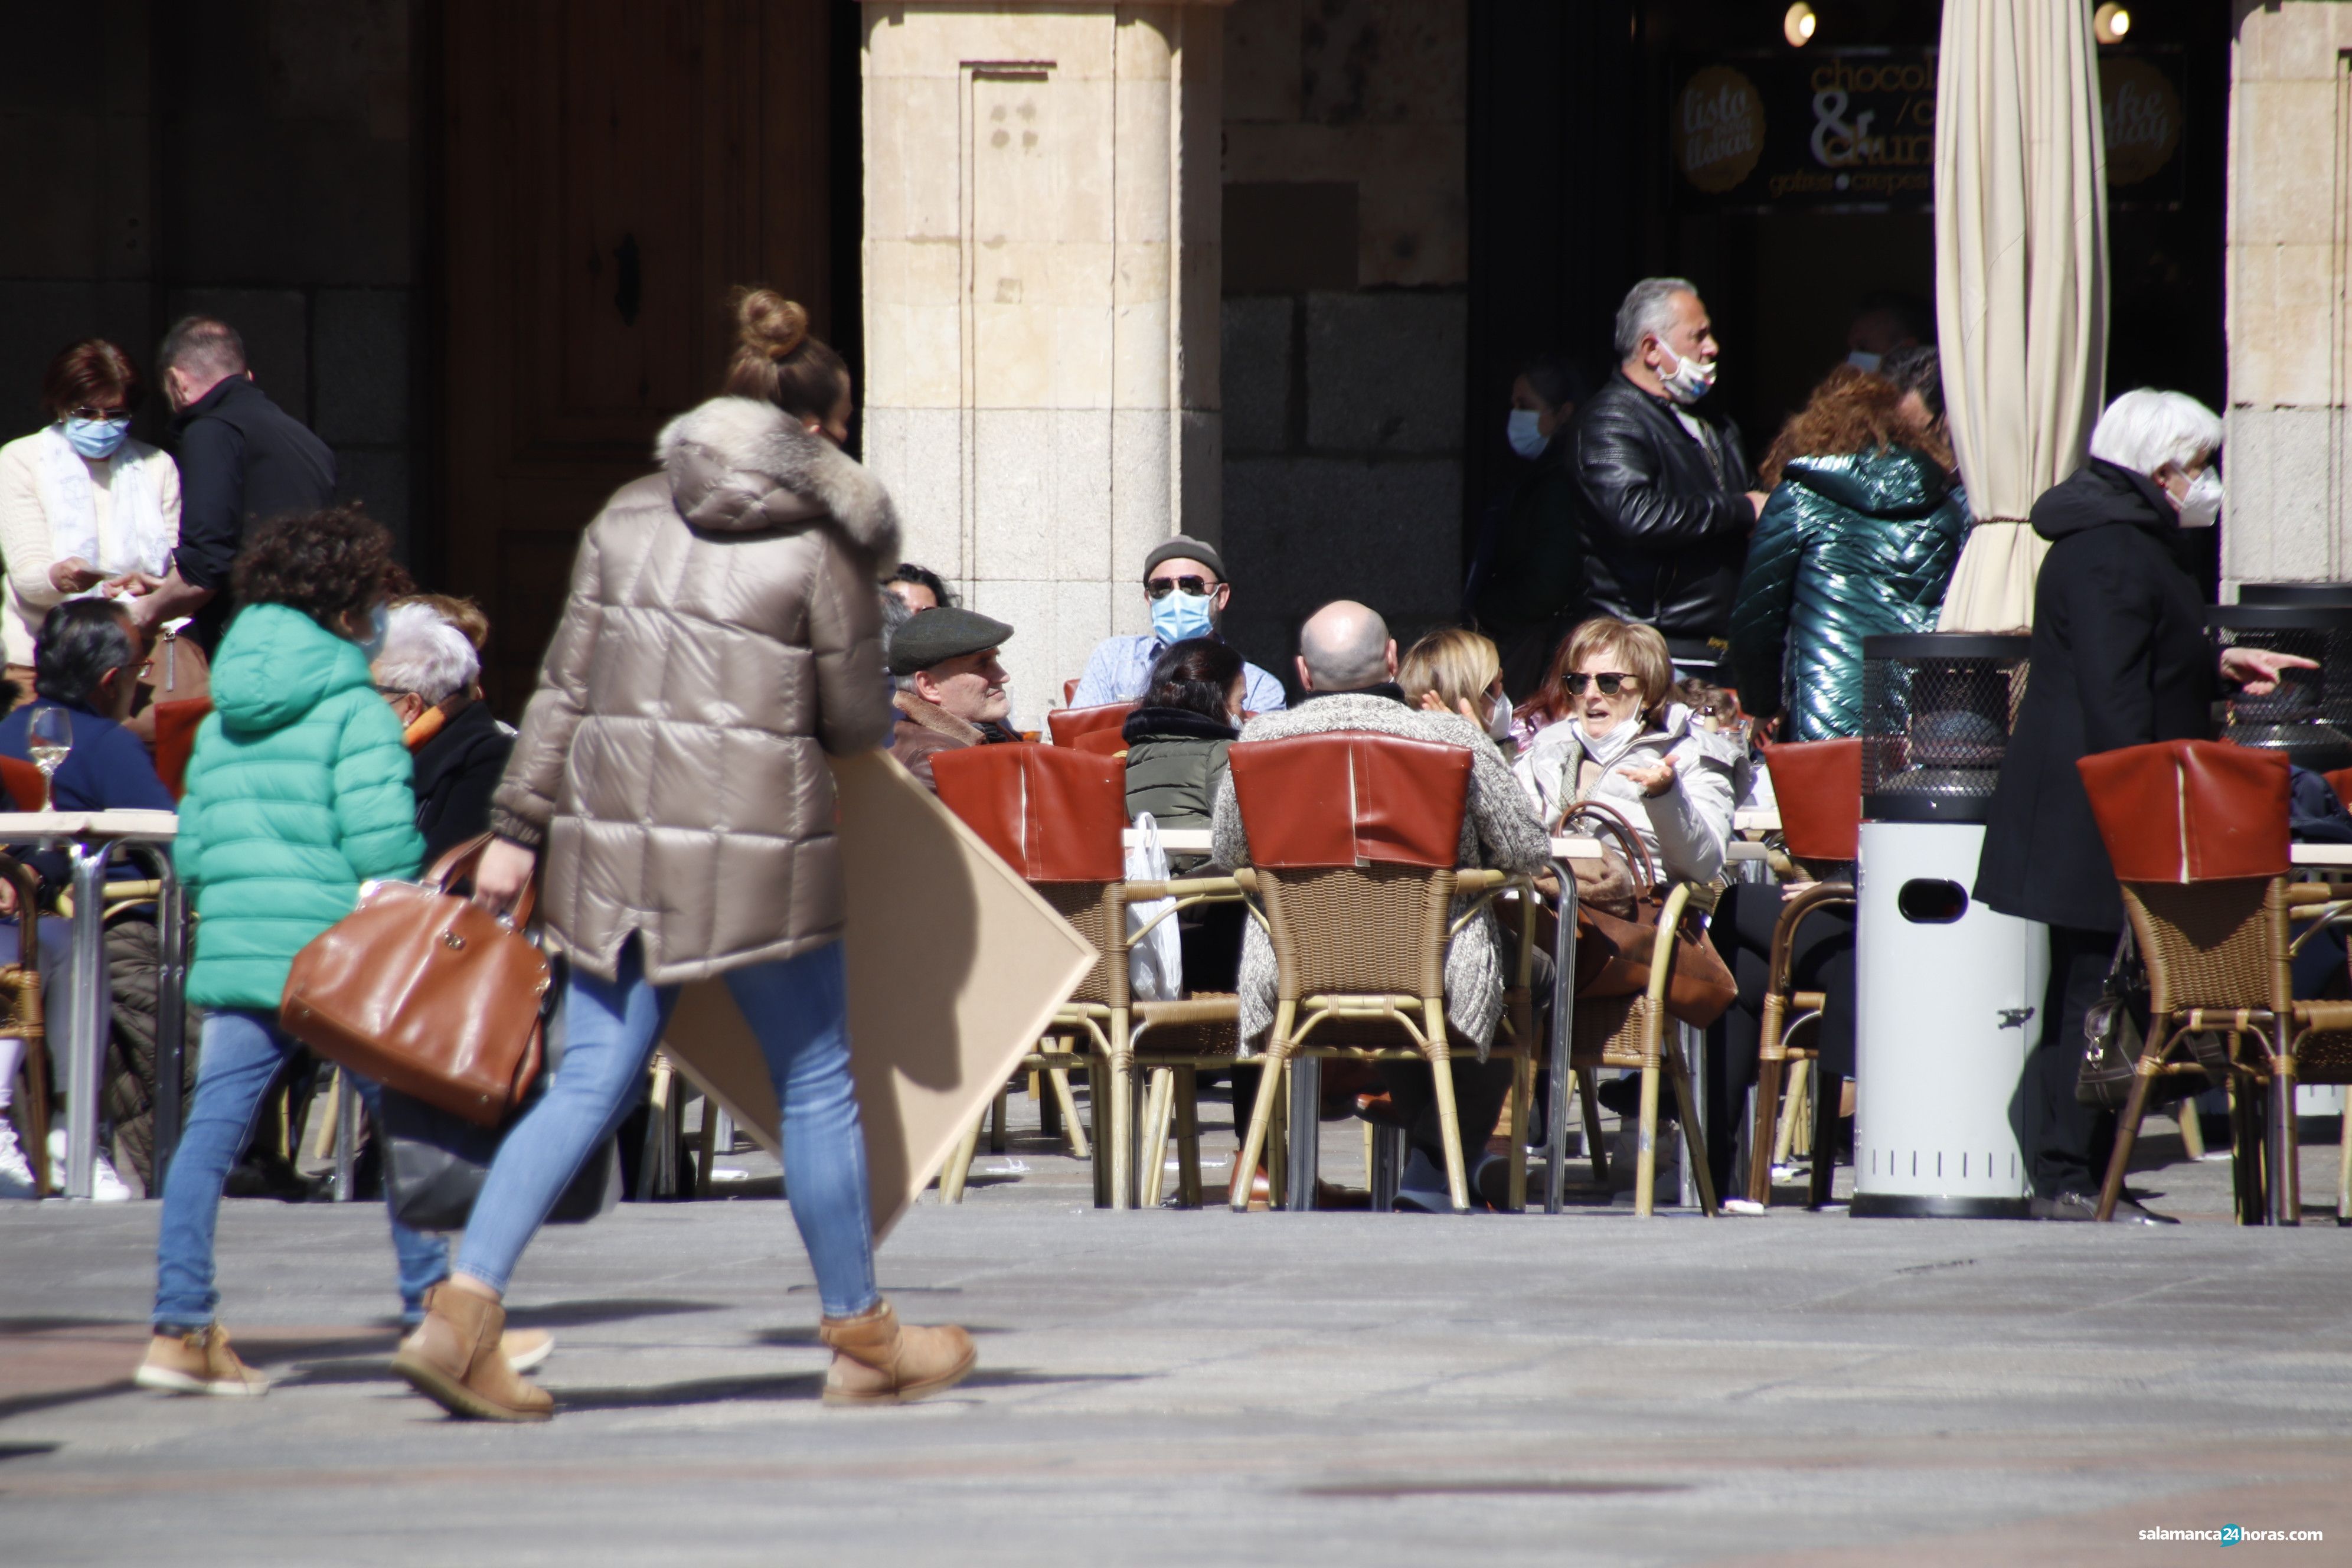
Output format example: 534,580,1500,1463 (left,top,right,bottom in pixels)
378,962,619,1231
2076,928,2227,1110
